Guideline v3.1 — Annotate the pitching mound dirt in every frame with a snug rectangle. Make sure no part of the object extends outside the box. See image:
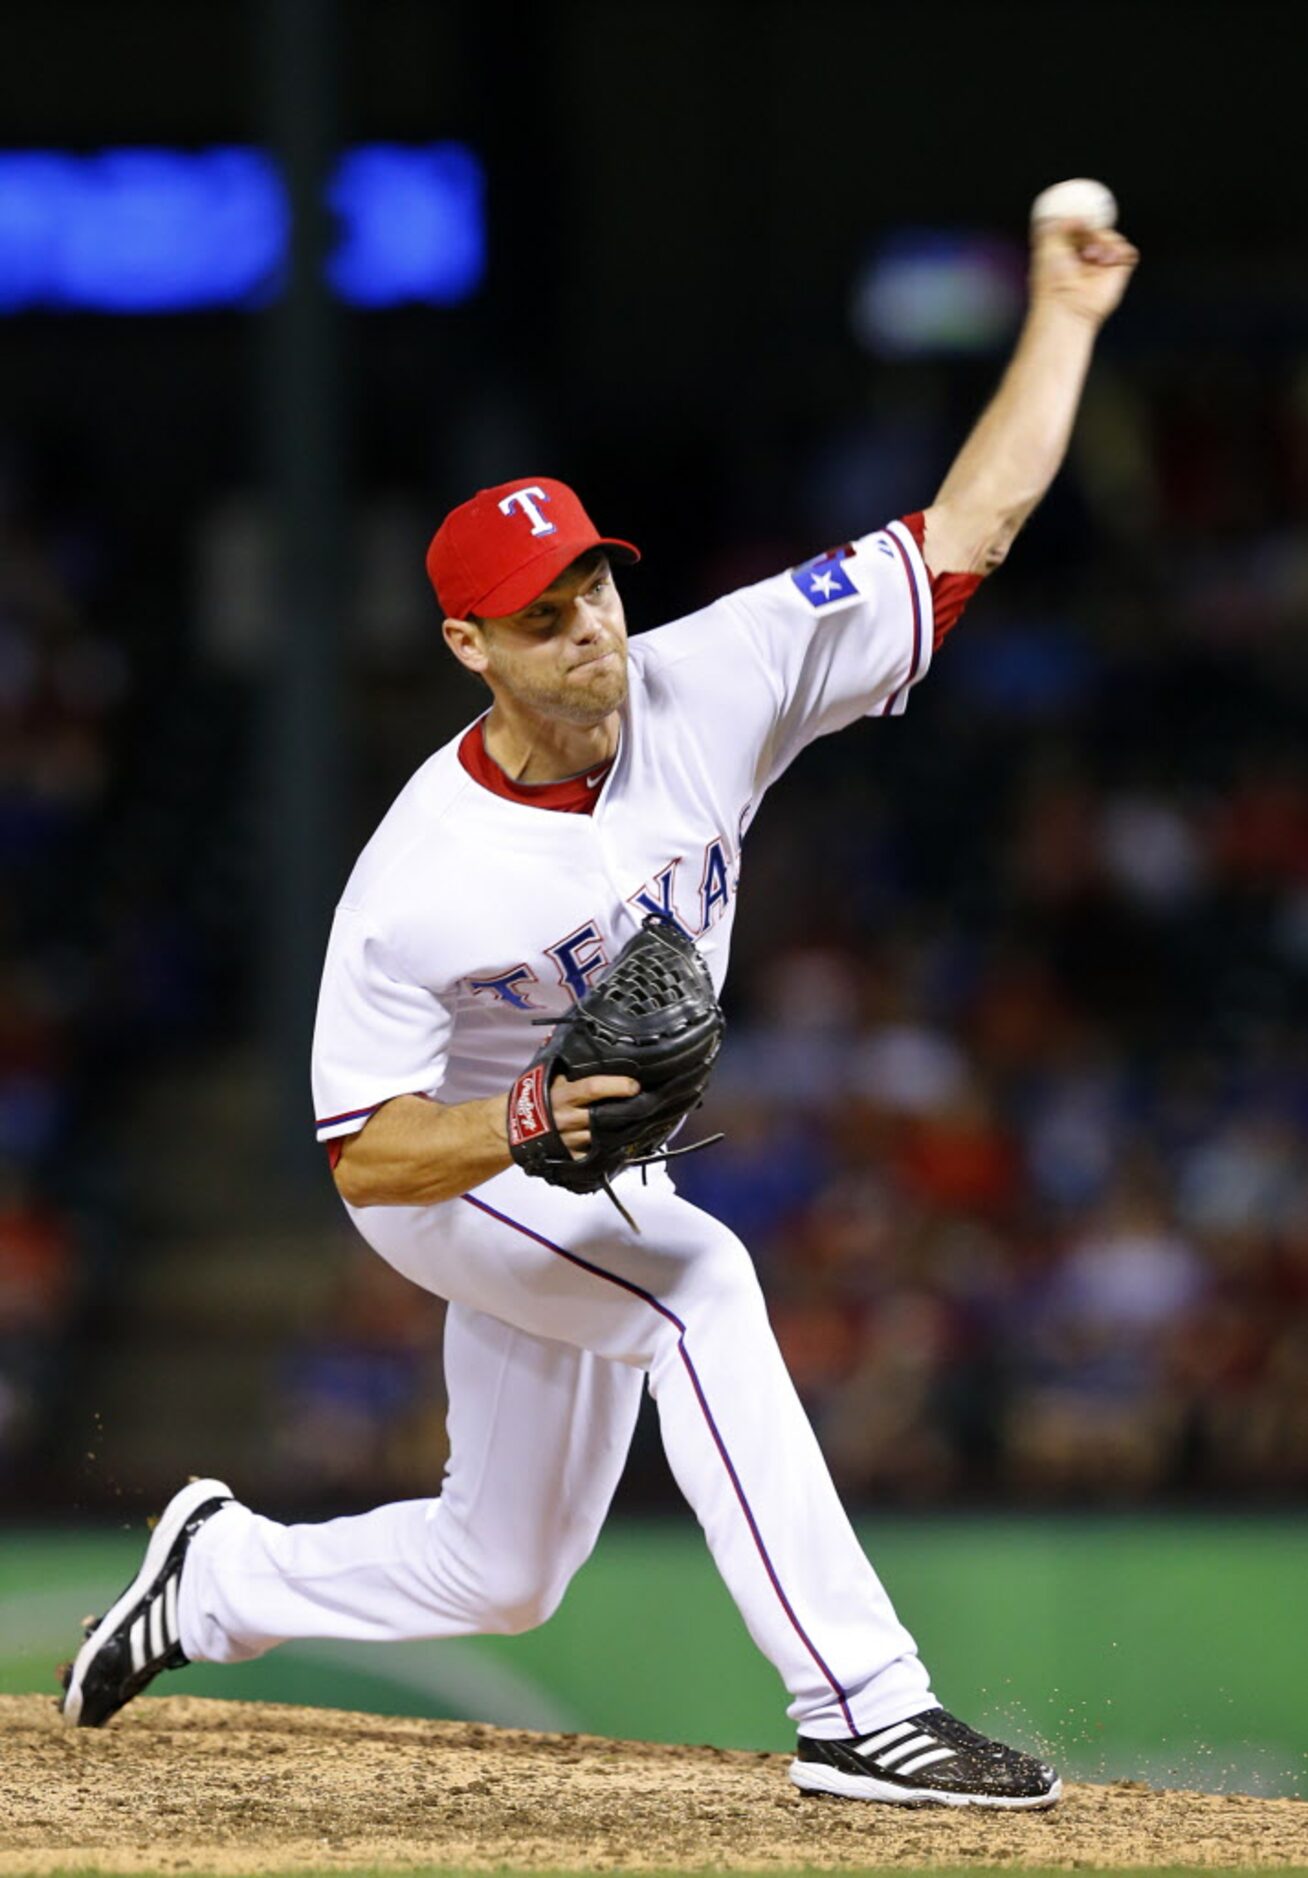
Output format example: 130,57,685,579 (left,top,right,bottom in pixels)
2,1694,1306,1872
